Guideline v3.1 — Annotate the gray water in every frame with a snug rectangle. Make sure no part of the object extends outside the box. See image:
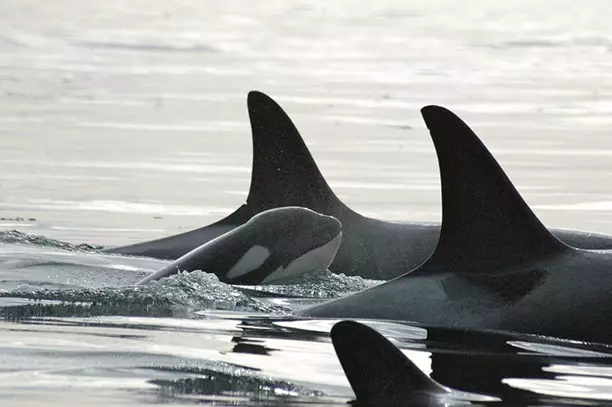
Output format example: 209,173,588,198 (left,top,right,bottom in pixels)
2,0,612,243
2,1,612,405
